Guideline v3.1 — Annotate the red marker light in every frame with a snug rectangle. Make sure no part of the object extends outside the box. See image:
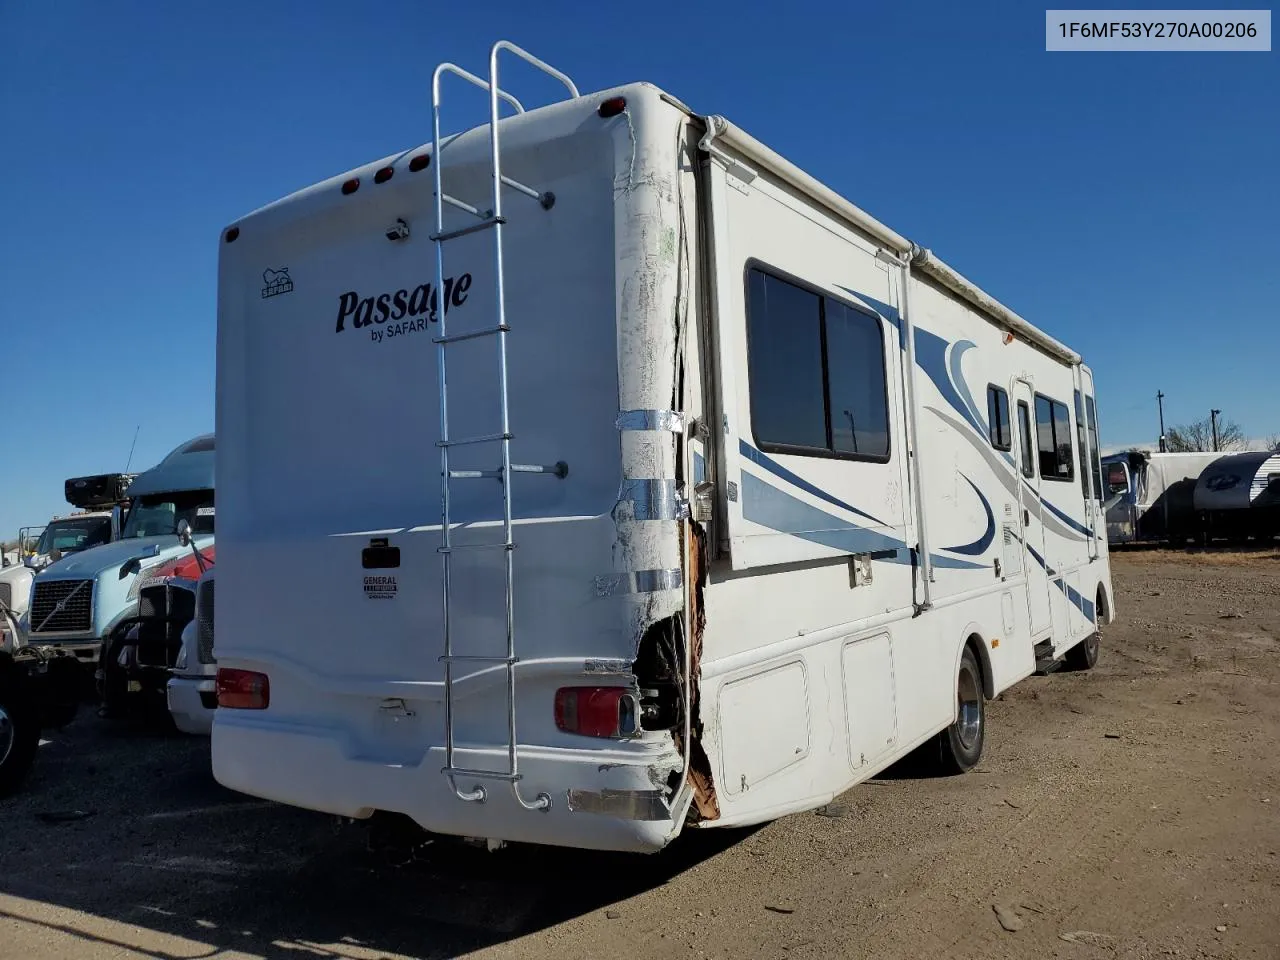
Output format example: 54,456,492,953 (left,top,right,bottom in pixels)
341,178,360,195
374,166,394,184
554,686,640,738
597,96,627,118
217,668,270,709
408,154,431,173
